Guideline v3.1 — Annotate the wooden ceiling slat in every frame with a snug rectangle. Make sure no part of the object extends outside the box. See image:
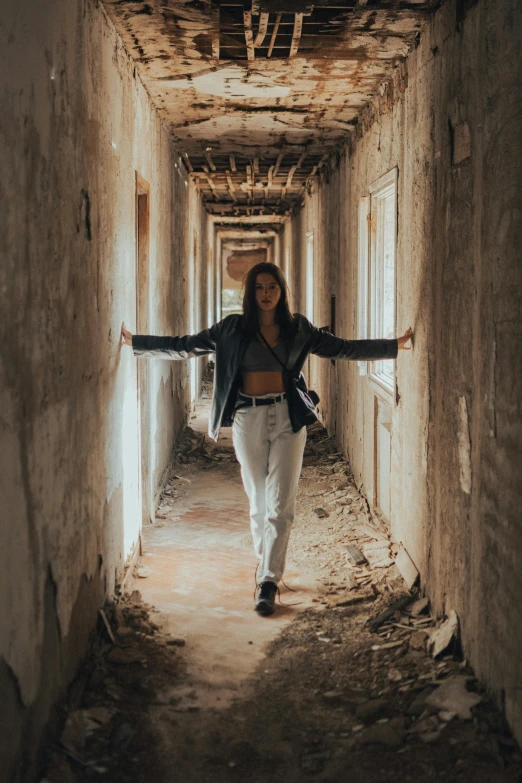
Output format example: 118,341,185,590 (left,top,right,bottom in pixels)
243,10,255,61
267,12,282,57
254,12,269,47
